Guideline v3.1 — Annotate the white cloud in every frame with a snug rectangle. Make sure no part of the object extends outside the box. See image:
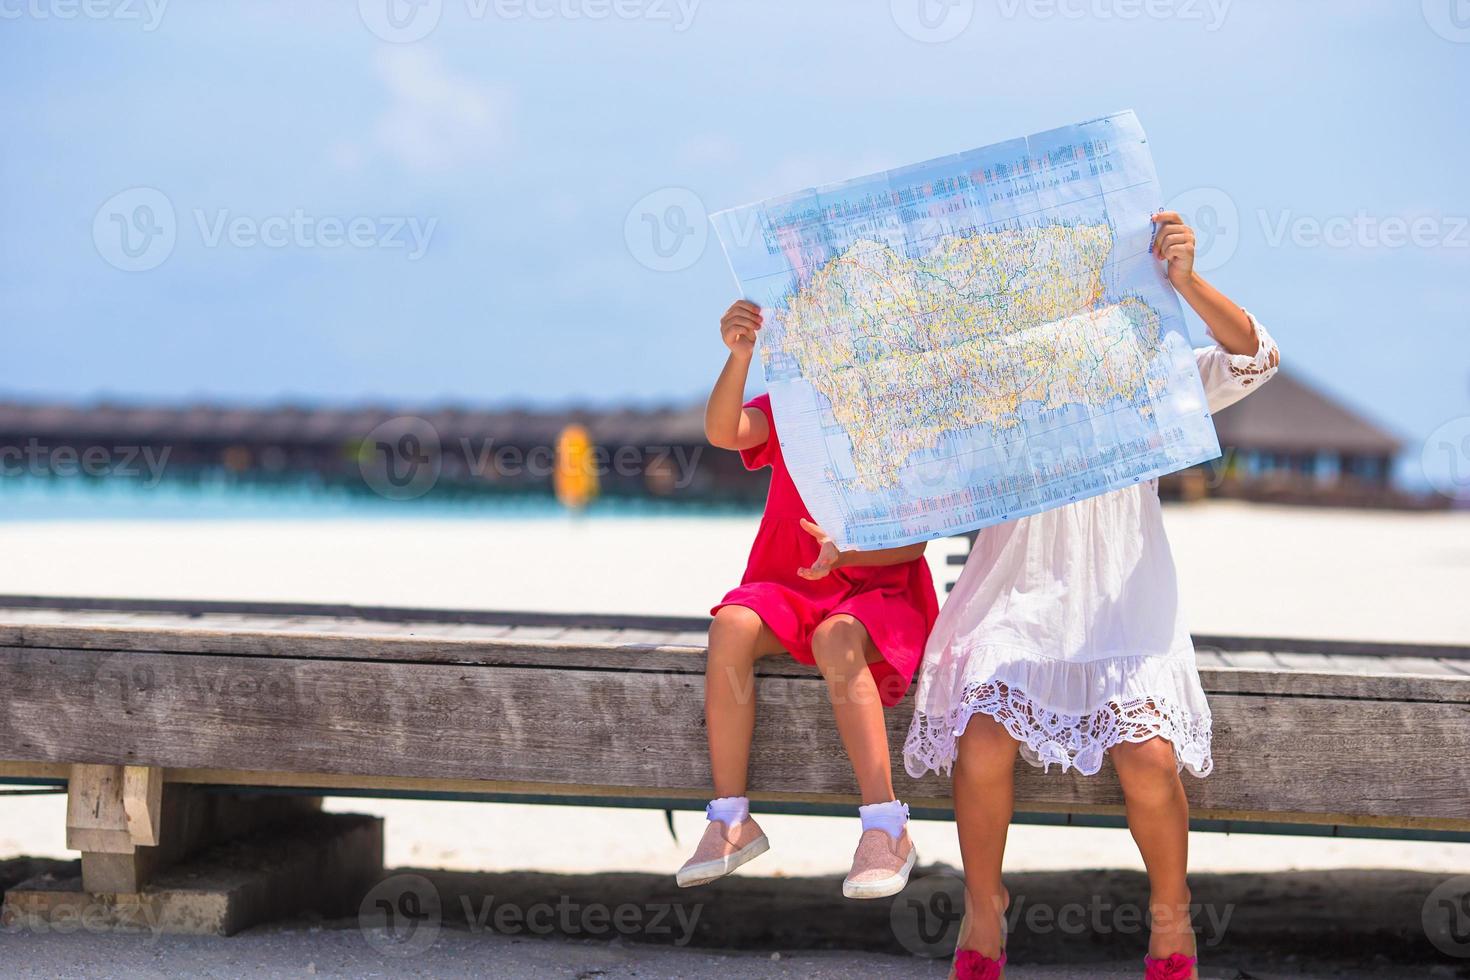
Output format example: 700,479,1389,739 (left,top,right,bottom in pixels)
369,48,511,174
